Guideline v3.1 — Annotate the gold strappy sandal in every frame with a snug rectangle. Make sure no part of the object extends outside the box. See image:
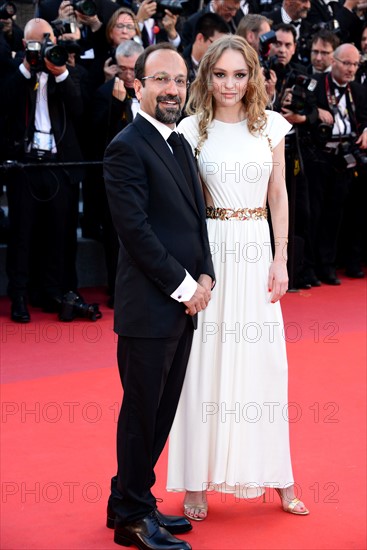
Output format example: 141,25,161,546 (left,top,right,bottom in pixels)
275,488,310,515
